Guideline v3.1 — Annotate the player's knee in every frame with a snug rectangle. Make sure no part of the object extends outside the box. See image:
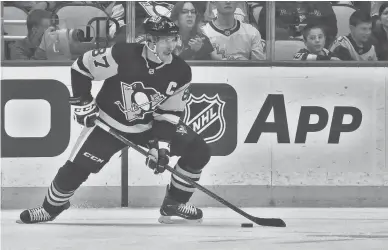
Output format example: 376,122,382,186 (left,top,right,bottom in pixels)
196,138,211,168
181,137,211,172
54,161,91,191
